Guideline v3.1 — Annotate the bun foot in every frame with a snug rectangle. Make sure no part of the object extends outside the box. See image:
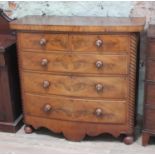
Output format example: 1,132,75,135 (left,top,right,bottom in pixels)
63,132,85,141
24,125,33,134
123,135,134,145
